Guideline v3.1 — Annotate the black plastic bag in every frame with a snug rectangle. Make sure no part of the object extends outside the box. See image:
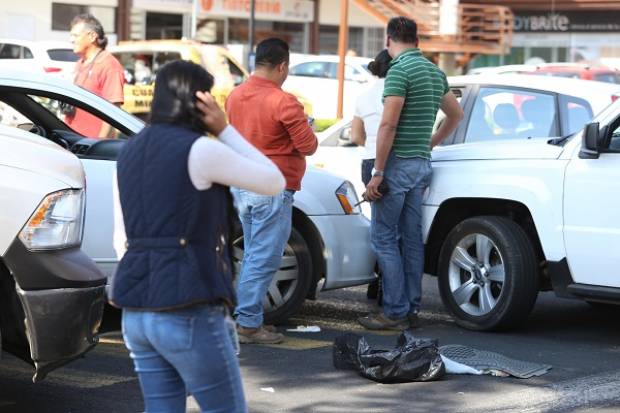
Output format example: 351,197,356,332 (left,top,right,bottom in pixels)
333,330,445,383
